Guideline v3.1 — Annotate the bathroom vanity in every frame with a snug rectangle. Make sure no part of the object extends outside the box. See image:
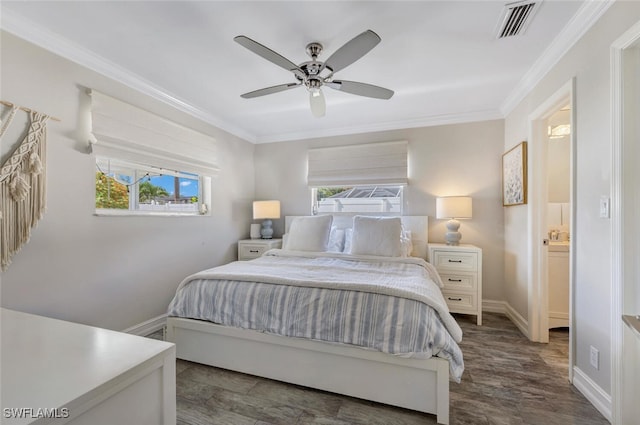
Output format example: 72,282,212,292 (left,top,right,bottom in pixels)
548,241,570,328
